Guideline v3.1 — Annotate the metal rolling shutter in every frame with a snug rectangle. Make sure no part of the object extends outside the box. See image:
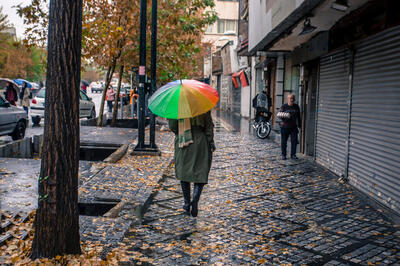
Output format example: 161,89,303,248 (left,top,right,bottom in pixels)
316,50,350,176
349,25,400,214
